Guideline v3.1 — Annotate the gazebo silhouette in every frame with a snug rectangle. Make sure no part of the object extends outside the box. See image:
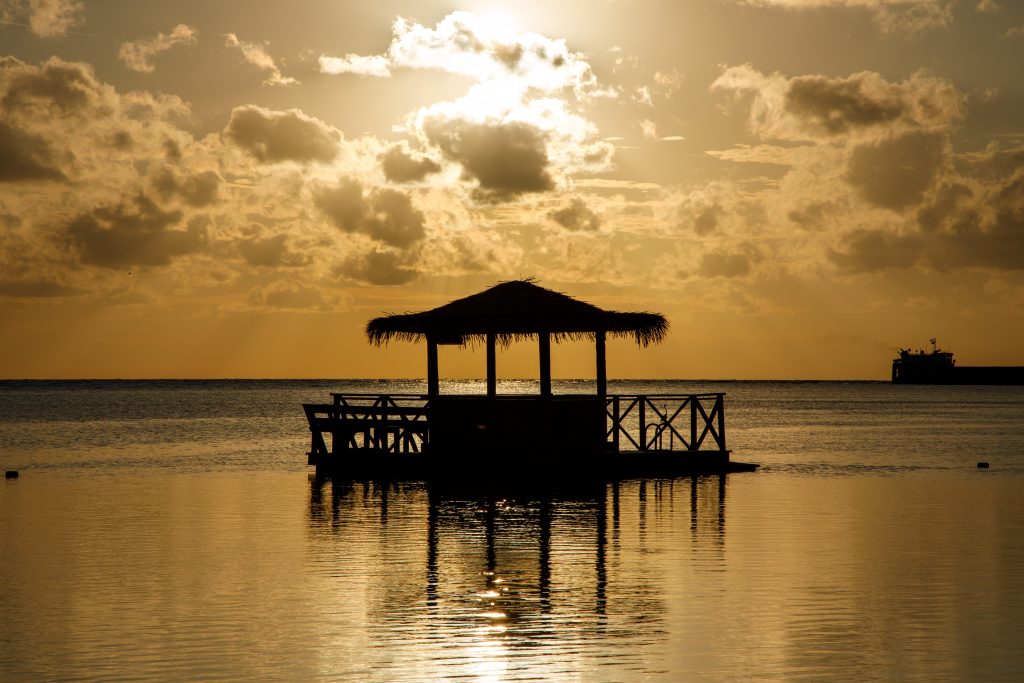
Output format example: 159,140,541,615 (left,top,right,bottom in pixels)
303,280,755,478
